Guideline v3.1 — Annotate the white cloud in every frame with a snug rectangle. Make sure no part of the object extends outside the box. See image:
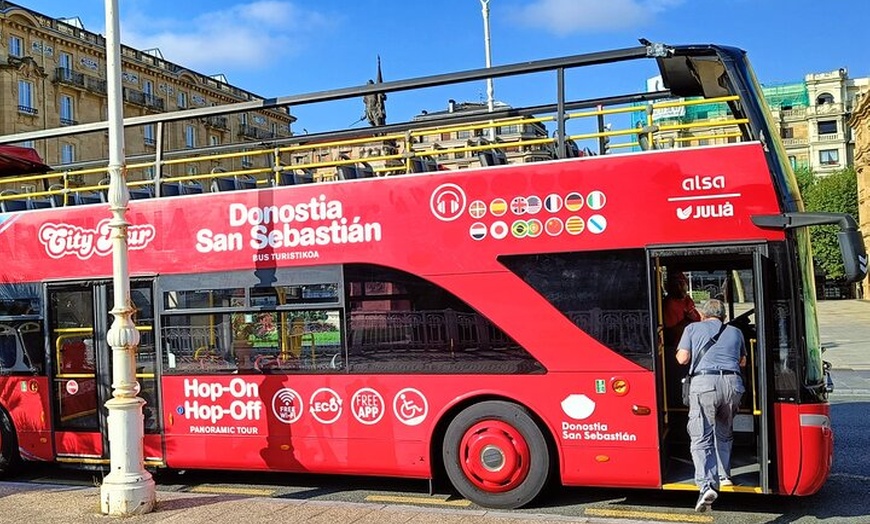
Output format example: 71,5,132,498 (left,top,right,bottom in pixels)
510,0,685,35
120,1,331,72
